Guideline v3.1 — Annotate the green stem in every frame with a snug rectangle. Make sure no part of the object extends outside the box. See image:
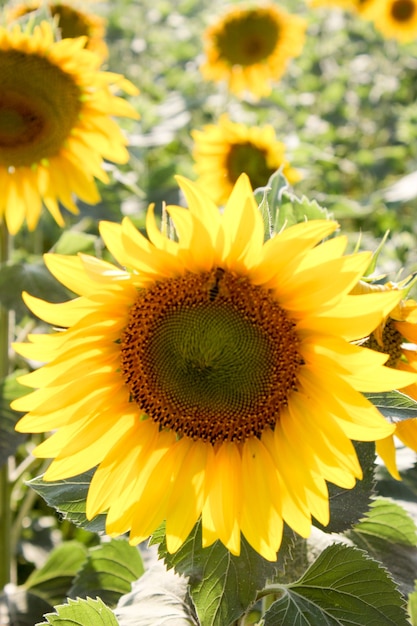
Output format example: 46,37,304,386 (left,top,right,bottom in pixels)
0,221,11,589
